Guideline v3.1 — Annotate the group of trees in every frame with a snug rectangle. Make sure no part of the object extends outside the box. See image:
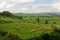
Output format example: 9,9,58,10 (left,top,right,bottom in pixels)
0,11,12,16
0,11,23,19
